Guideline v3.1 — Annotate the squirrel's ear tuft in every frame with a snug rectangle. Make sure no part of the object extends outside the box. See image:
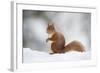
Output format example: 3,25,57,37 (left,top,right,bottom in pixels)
48,22,54,26
48,22,51,26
